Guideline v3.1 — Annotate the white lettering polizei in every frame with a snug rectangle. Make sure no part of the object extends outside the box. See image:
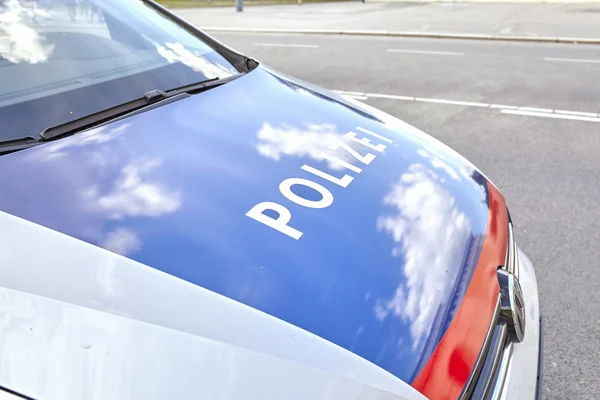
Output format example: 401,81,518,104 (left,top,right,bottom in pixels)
320,153,363,173
345,131,387,152
329,142,376,165
356,126,393,144
301,165,354,188
245,202,303,240
246,125,393,239
279,178,334,209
